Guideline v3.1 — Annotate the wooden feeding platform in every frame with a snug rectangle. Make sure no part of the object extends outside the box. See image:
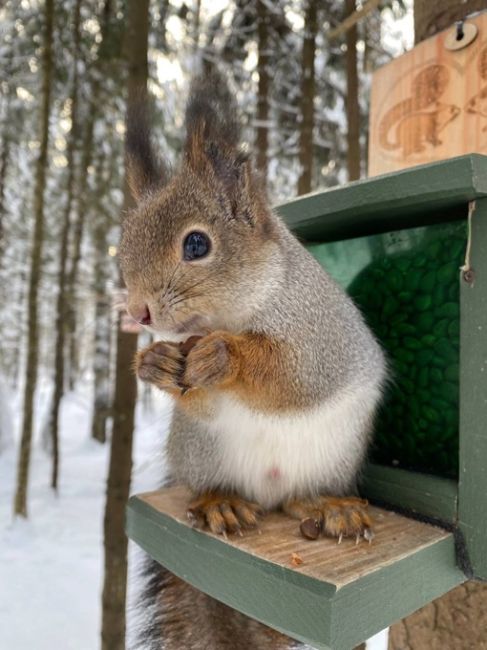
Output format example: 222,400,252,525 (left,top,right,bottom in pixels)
127,488,463,650
127,155,487,649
